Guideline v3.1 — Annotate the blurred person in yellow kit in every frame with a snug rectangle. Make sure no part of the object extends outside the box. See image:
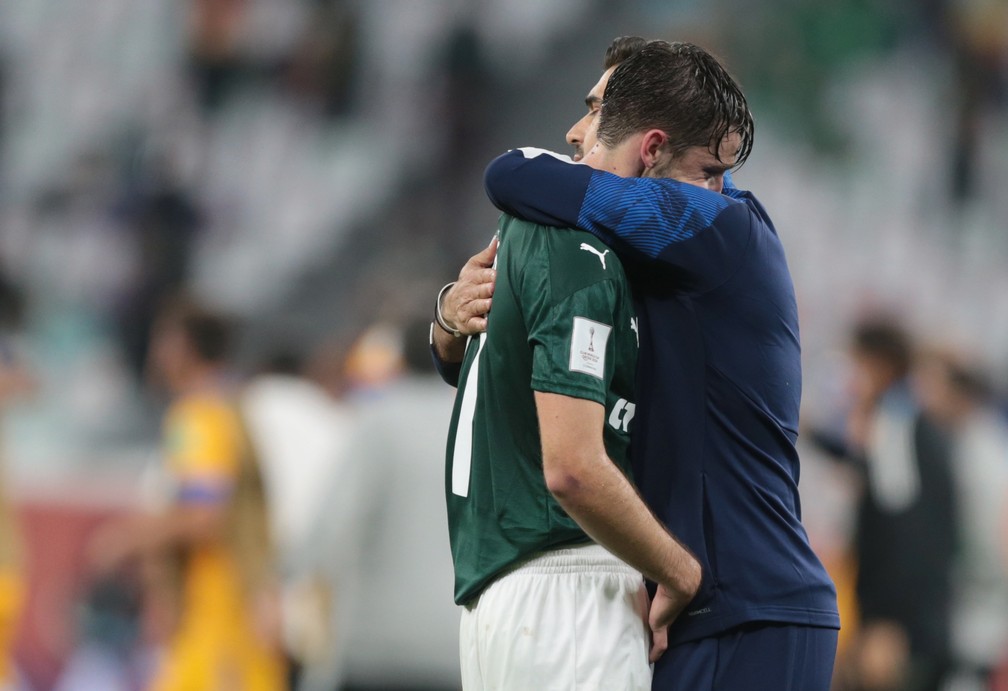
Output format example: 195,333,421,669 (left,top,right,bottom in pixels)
0,359,27,690
90,296,286,691
0,276,33,689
